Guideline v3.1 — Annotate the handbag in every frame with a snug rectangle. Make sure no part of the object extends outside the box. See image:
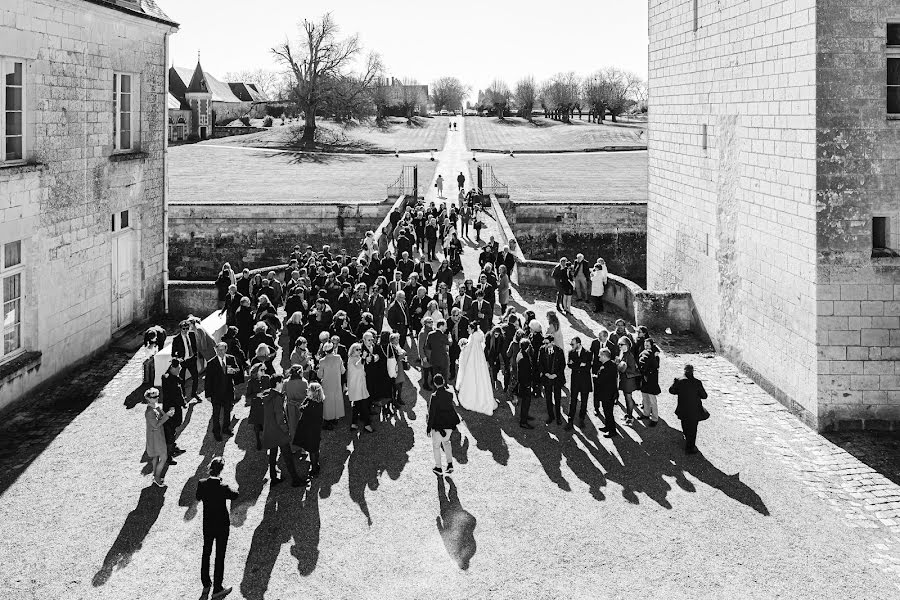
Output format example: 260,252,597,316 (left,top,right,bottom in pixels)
386,344,398,378
698,404,710,421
